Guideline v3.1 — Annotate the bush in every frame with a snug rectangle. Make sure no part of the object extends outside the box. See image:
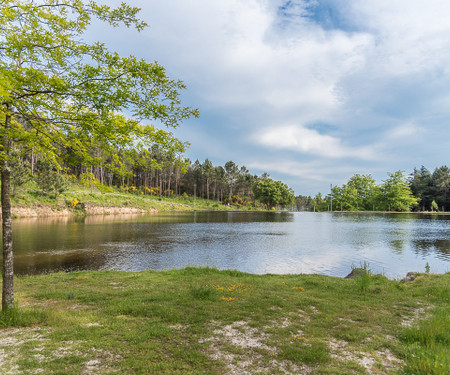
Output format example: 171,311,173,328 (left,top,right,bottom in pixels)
35,161,68,198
